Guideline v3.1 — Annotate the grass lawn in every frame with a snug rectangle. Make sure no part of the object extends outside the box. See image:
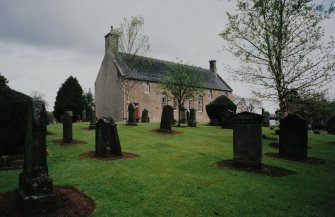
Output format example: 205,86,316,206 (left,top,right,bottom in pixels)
1,122,335,217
